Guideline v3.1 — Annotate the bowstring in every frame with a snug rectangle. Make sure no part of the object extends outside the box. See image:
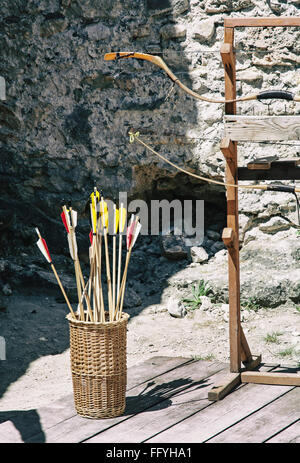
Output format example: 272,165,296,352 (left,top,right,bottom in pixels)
128,130,300,228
